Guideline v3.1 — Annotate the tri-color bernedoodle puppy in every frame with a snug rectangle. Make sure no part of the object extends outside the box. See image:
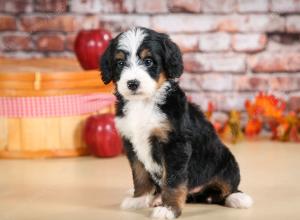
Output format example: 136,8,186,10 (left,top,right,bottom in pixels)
100,27,253,219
